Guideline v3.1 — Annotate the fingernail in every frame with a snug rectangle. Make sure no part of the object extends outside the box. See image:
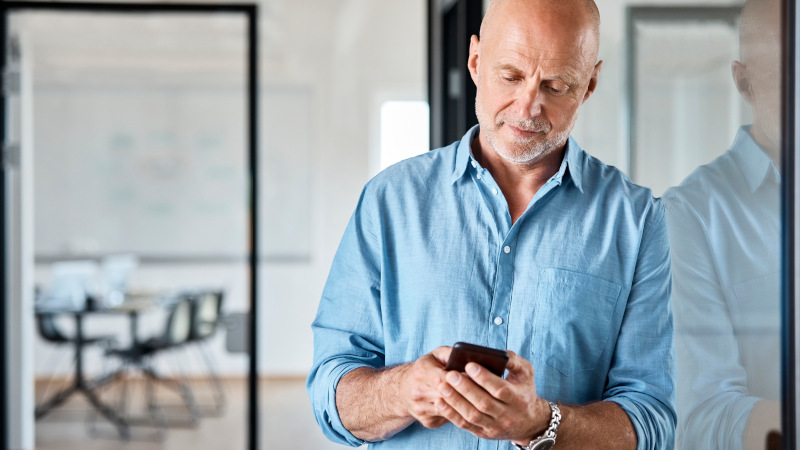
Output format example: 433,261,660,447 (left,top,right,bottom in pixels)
466,363,480,376
439,384,452,397
446,371,461,385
